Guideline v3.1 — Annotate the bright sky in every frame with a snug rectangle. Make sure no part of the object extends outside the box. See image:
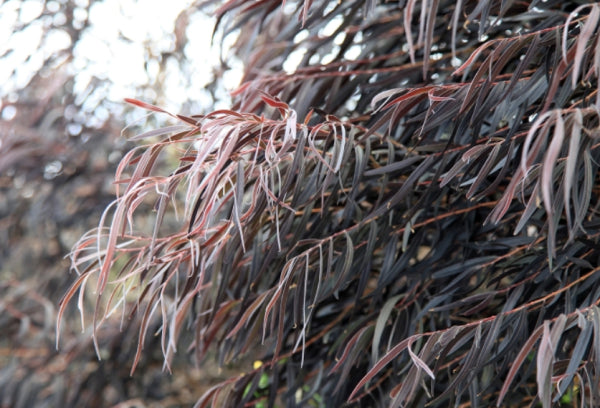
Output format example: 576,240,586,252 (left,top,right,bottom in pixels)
0,0,243,125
